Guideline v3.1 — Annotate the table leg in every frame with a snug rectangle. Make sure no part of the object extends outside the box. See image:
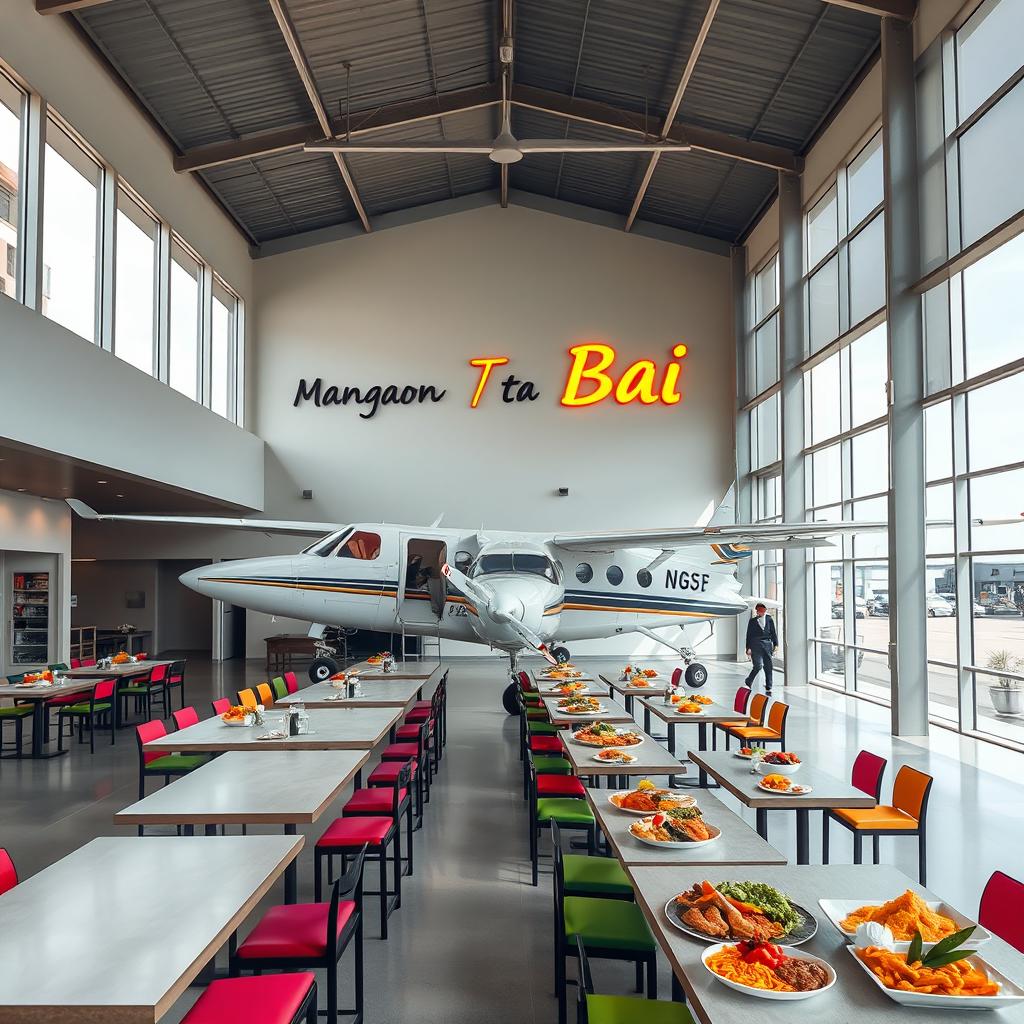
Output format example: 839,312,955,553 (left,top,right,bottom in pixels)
795,808,810,865
284,824,298,903
697,723,709,788
644,705,651,733
624,694,634,716
671,975,685,1003
756,808,768,839
11,701,67,760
